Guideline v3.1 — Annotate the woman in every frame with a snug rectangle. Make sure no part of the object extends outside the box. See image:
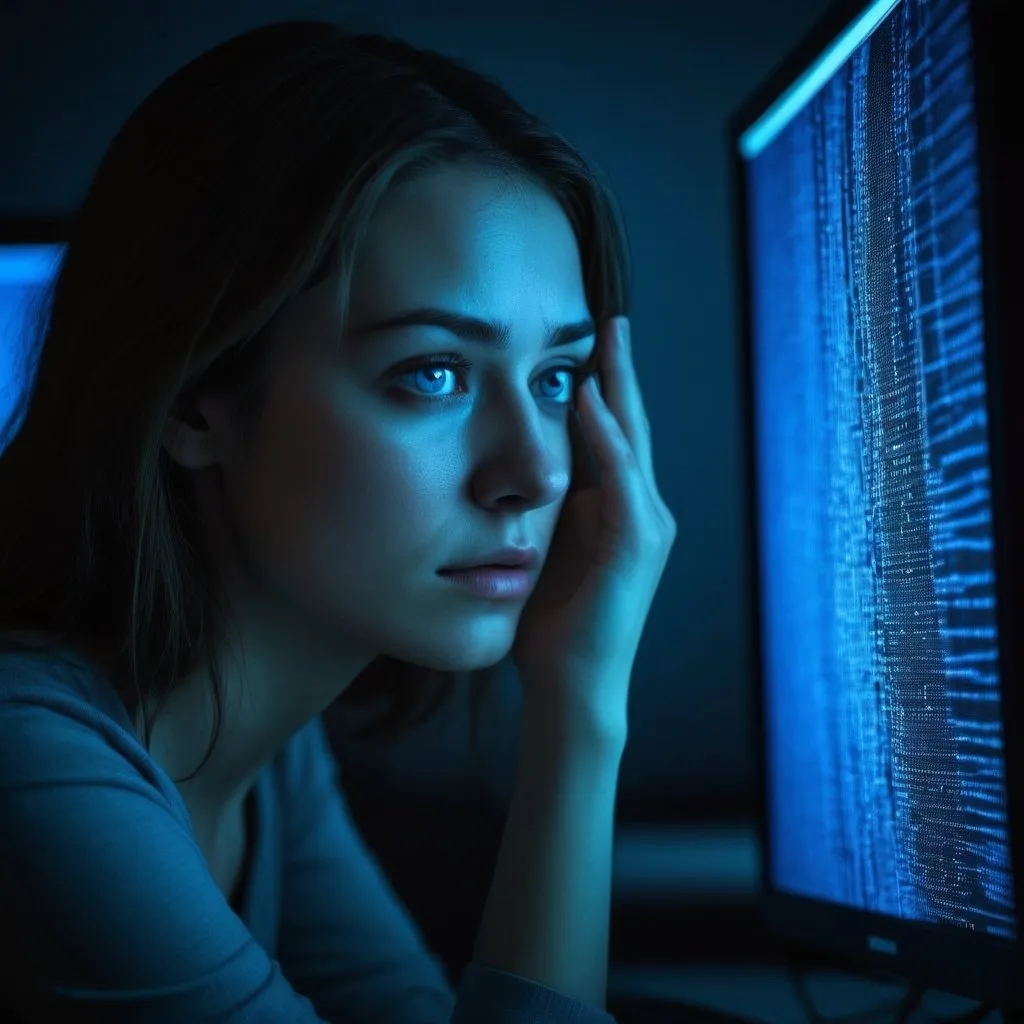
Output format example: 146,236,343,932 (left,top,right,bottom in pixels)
0,20,675,1023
